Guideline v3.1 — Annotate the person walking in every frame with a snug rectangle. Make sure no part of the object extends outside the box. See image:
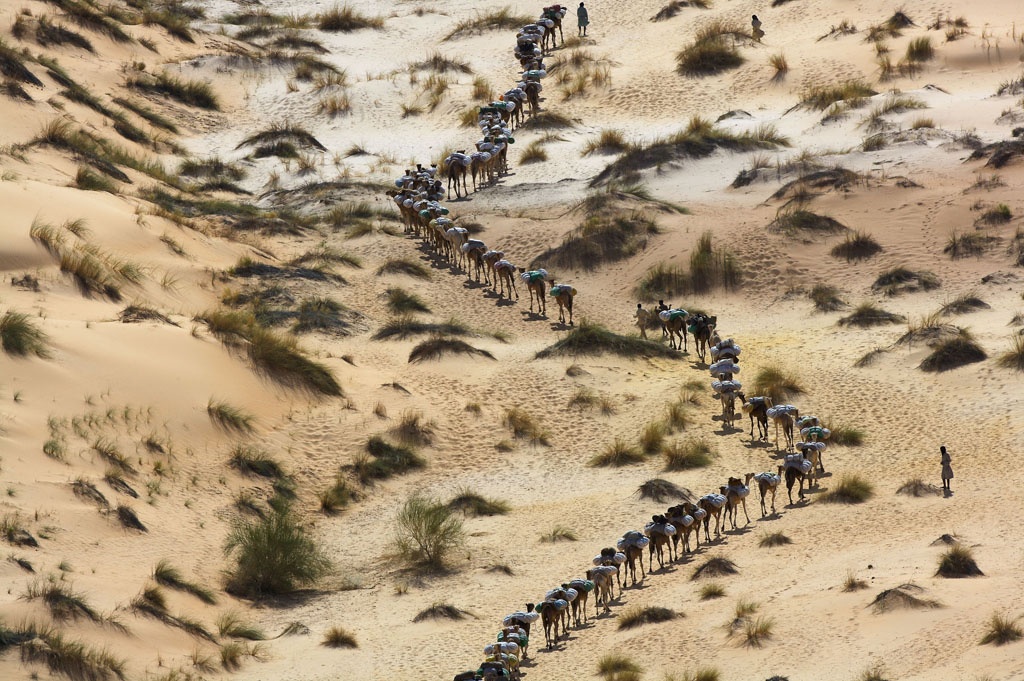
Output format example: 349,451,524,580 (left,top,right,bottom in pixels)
751,14,764,42
634,303,650,339
577,2,589,37
940,445,953,493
